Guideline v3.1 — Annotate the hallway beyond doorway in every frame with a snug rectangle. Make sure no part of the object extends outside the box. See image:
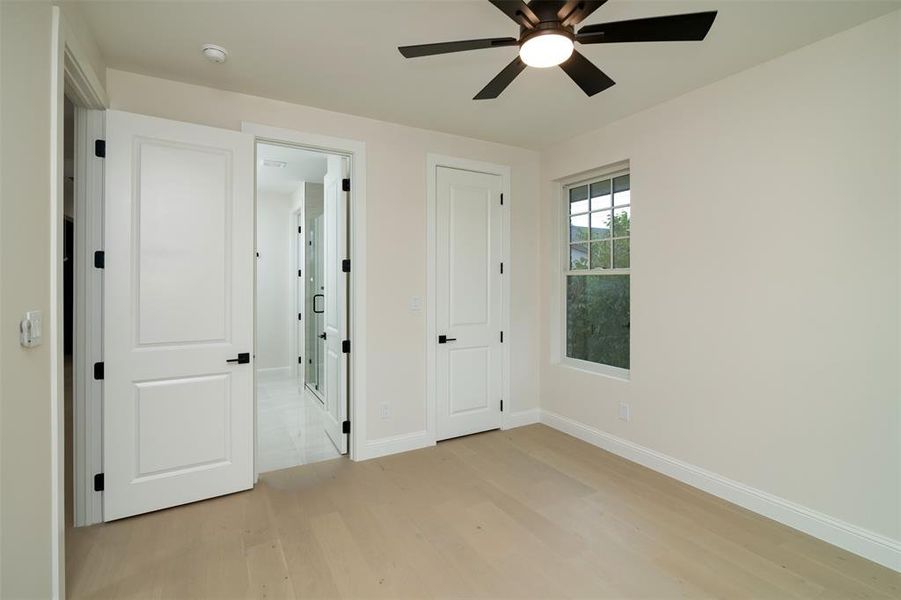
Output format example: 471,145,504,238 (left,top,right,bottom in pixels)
257,370,340,473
